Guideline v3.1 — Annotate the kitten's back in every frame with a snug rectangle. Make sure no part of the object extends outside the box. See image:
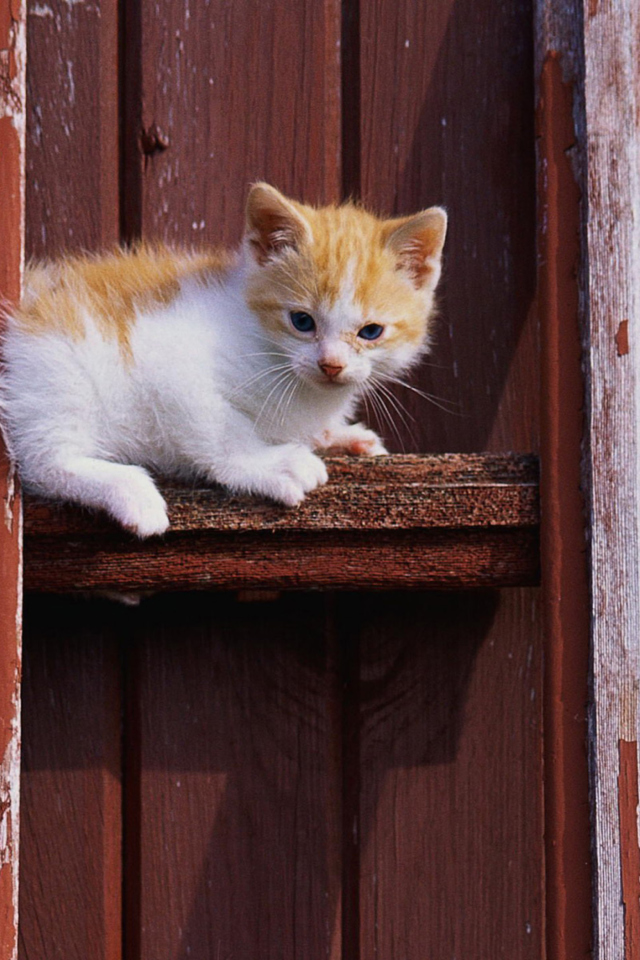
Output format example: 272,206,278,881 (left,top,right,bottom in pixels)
13,244,232,356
